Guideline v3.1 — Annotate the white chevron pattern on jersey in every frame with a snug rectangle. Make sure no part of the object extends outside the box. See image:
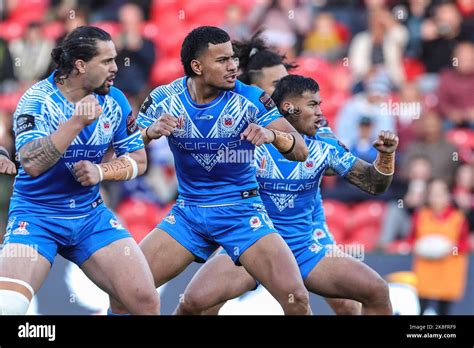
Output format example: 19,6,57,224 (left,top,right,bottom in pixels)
255,145,285,179
269,192,299,212
288,140,328,180
86,96,121,146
